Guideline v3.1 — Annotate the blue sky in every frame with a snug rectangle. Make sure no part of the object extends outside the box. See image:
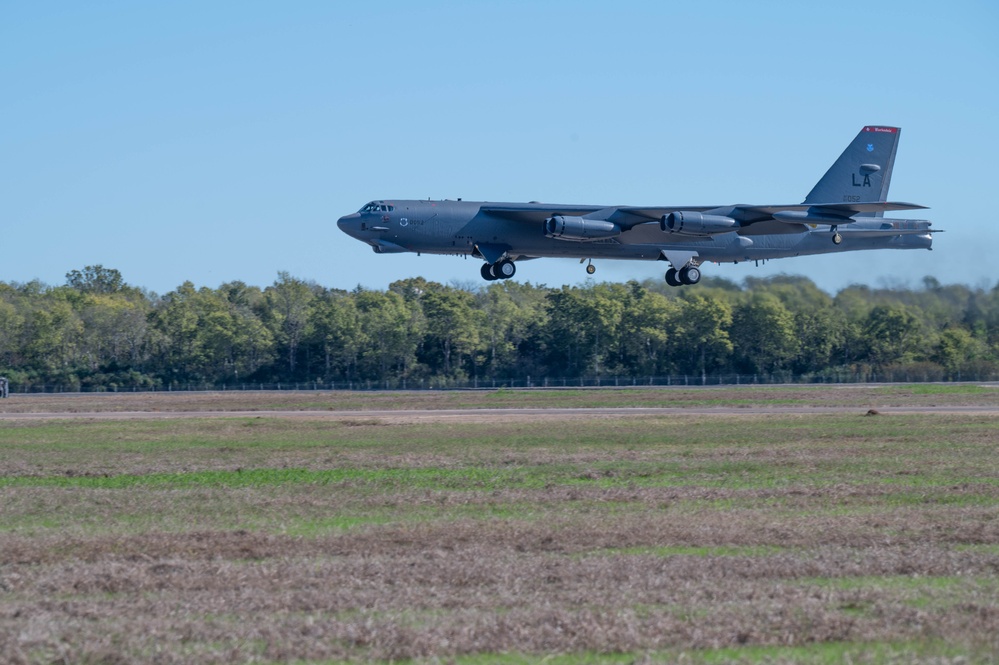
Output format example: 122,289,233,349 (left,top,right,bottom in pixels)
2,1,997,295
